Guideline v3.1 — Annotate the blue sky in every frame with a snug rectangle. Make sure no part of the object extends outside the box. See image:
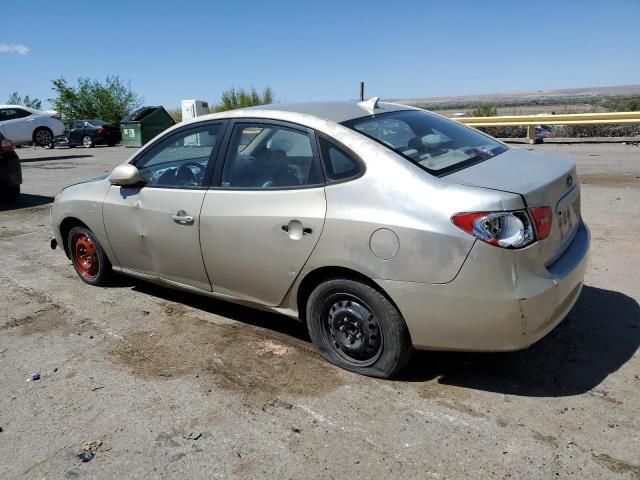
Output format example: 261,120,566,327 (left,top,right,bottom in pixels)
2,0,639,109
